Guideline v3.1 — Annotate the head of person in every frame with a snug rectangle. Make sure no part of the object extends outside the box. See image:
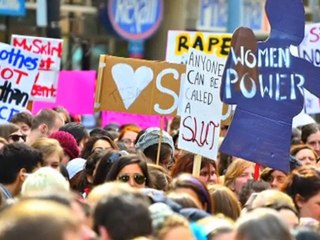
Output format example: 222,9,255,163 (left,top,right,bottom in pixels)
9,111,33,136
290,144,318,166
197,215,235,240
29,109,64,143
0,143,43,197
208,185,241,221
60,122,89,151
93,150,126,186
171,173,213,213
117,125,141,150
251,189,299,229
66,158,87,193
282,166,320,221
80,135,118,160
171,152,218,185
135,128,175,170
147,163,172,192
32,137,64,170
106,154,151,189
0,137,8,149
260,168,288,190
235,208,292,240
224,158,255,196
0,199,81,240
50,131,80,165
93,186,152,240
0,123,26,143
21,167,70,196
238,179,270,207
53,106,71,124
301,123,320,156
